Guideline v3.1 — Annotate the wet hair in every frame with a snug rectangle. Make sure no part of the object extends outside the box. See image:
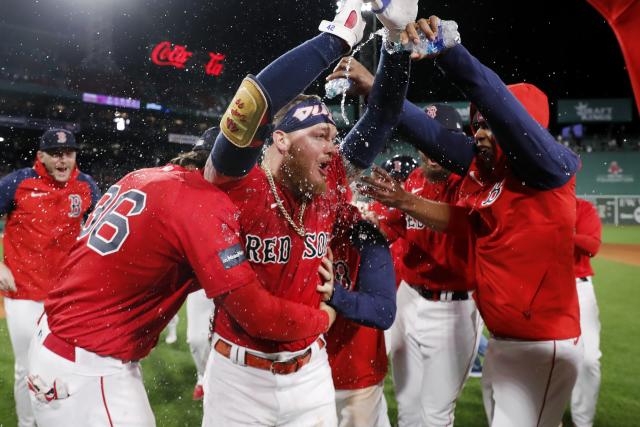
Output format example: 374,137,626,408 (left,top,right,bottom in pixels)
169,150,209,170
